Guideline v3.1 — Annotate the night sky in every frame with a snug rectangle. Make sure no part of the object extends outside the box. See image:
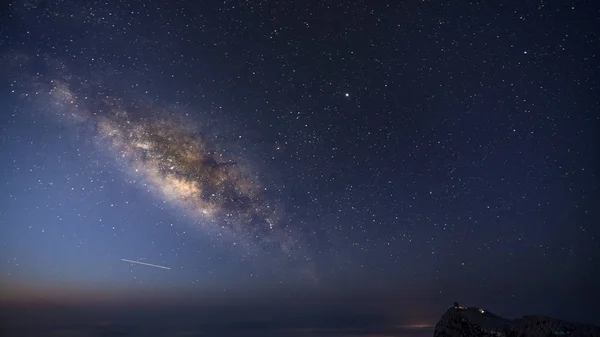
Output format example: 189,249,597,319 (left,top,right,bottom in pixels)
1,1,599,336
